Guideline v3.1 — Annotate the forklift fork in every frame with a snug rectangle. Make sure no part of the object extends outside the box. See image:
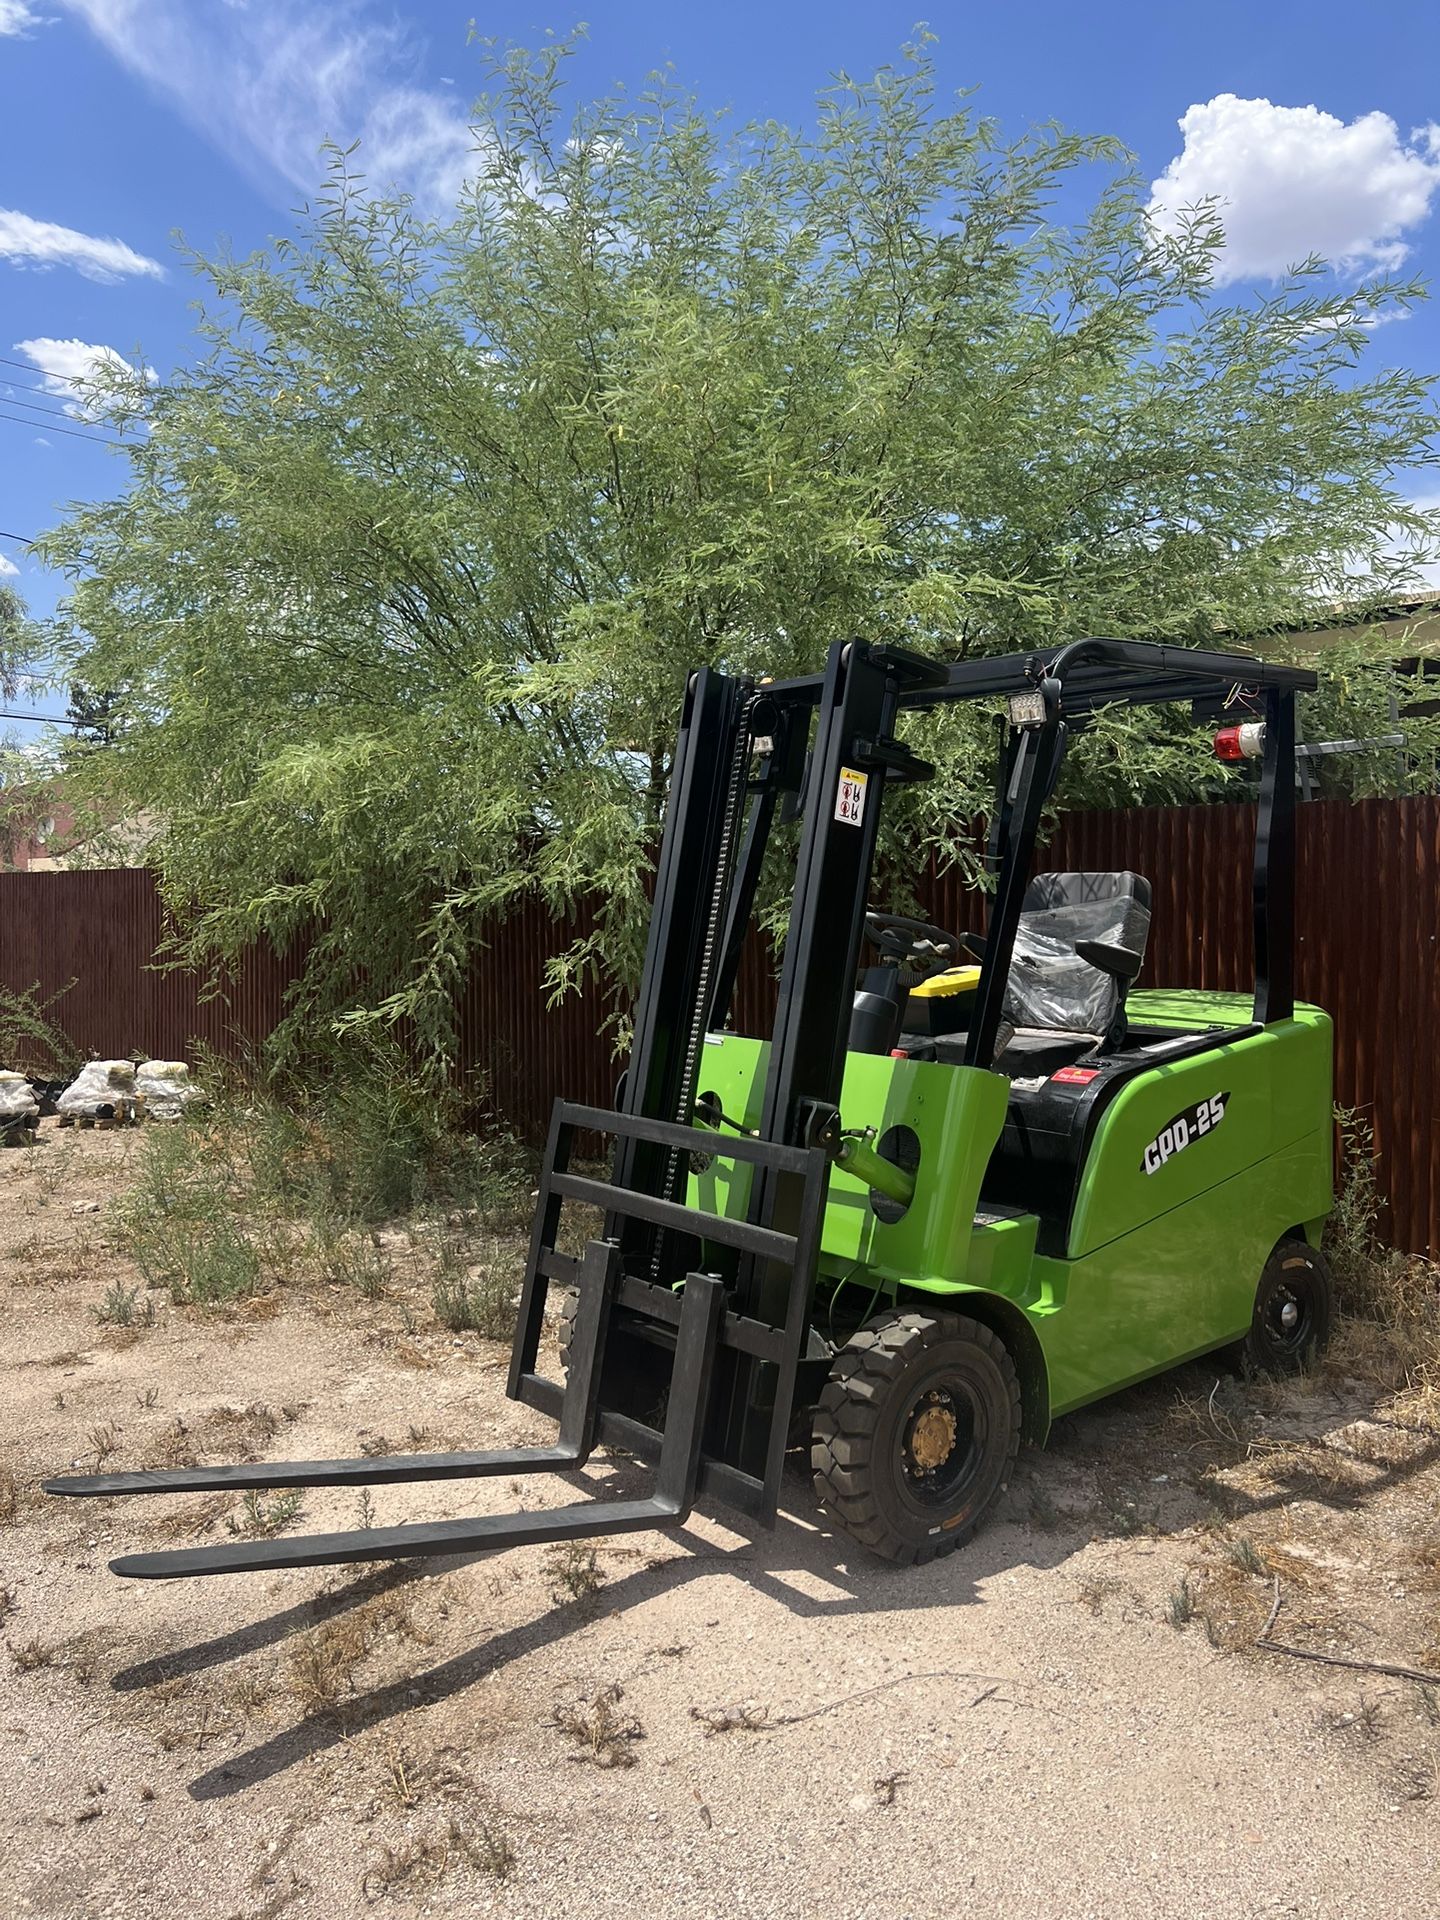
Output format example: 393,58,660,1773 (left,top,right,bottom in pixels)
45,1105,829,1580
